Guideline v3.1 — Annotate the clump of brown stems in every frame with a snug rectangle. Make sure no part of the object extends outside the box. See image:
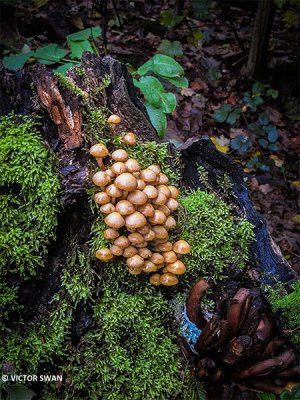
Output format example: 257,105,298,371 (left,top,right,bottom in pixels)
185,280,299,396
